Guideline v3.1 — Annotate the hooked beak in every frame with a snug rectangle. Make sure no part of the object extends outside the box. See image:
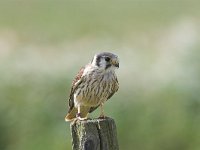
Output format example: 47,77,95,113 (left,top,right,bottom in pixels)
114,63,119,68
111,59,119,68
112,60,119,68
